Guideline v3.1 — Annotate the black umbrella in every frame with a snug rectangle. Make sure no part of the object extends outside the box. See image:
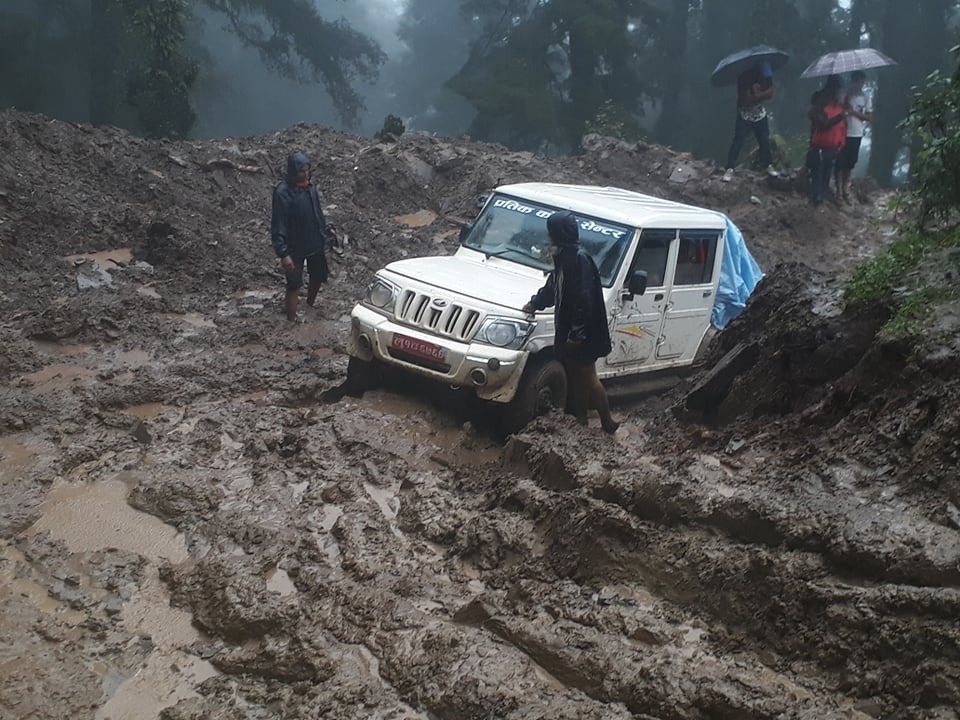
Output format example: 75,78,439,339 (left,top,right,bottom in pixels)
710,46,790,87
